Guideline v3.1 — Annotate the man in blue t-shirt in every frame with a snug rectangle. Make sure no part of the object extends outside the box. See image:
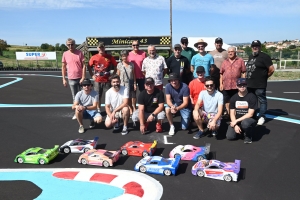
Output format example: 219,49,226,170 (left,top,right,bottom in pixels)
165,73,192,135
191,39,214,78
